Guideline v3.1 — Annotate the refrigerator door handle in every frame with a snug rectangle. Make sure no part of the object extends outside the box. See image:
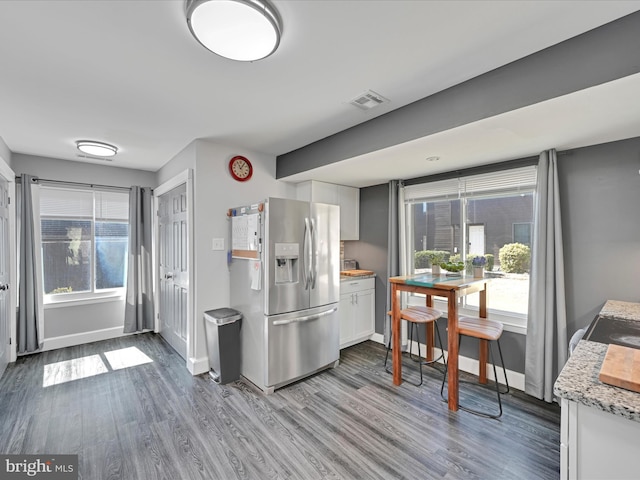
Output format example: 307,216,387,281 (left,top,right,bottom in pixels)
303,217,312,290
272,307,338,326
310,218,317,289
